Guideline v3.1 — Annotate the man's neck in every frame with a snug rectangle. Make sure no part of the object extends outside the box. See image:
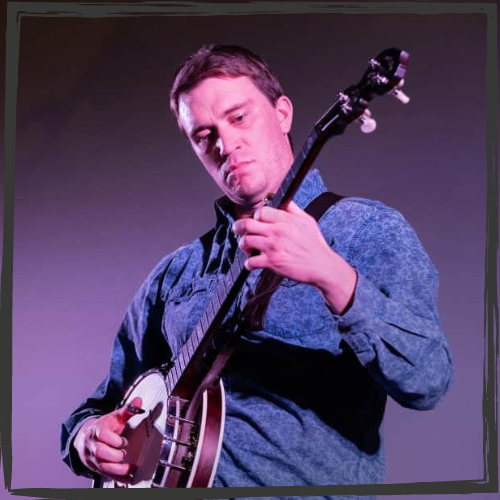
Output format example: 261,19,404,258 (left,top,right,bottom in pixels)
232,206,253,221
